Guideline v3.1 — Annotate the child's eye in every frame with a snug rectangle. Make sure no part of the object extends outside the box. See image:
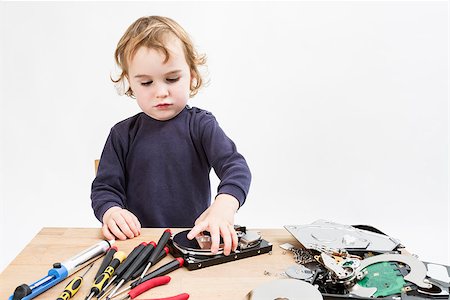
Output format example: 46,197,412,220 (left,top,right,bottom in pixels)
141,81,153,86
166,77,180,83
